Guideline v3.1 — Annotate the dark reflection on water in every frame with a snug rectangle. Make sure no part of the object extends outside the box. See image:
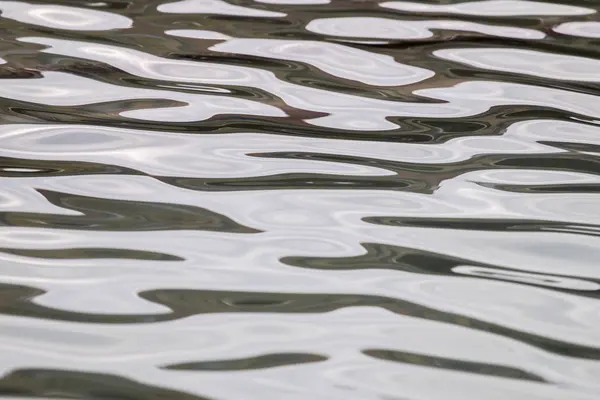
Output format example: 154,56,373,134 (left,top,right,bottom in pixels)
1,190,262,232
0,368,213,400
1,0,600,399
0,247,184,261
363,349,547,382
2,283,600,360
164,353,328,371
